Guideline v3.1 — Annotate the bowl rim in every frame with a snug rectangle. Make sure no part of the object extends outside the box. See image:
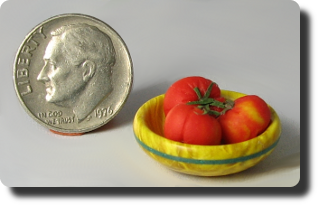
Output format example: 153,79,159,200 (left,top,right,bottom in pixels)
133,90,282,165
